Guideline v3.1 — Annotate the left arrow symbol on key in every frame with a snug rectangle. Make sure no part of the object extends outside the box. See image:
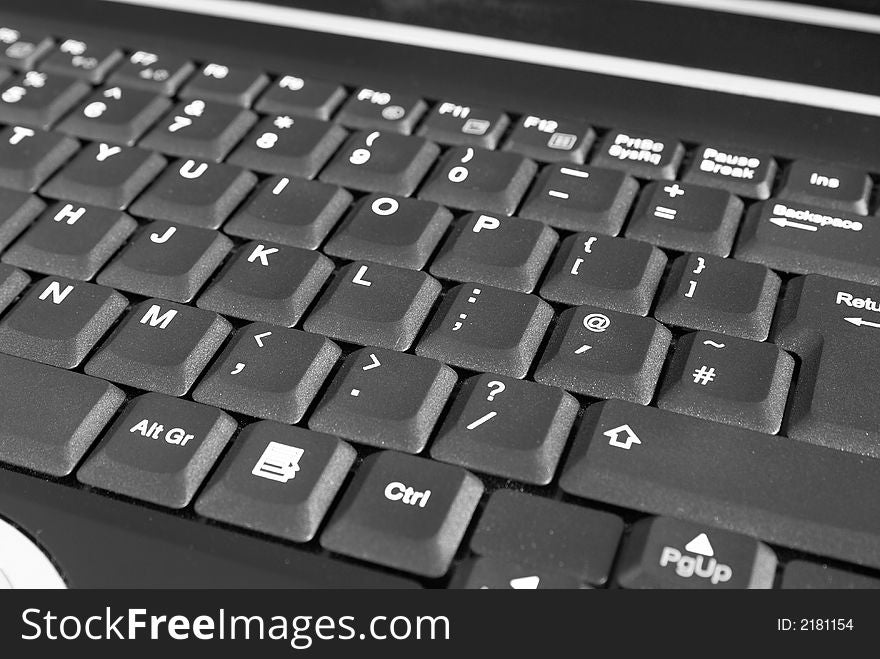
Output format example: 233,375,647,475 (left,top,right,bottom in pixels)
254,331,272,347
